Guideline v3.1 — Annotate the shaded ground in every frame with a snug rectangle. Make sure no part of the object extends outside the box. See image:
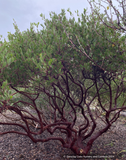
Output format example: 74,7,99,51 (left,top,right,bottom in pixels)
0,110,126,160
